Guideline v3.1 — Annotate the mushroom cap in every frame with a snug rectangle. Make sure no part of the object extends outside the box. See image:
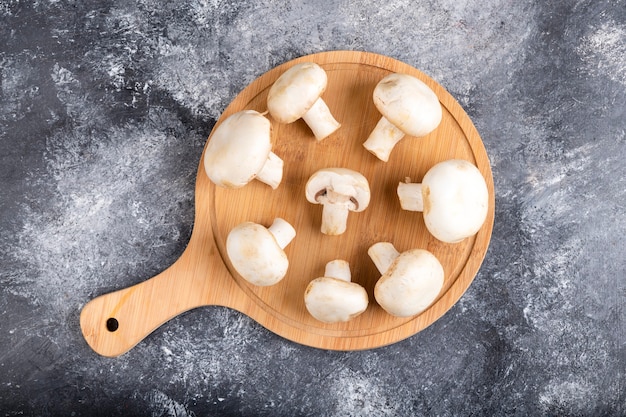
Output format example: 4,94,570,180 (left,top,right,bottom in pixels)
203,110,272,188
304,277,369,323
372,73,442,137
422,159,489,243
226,222,289,286
305,167,371,212
267,62,328,124
374,249,444,317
